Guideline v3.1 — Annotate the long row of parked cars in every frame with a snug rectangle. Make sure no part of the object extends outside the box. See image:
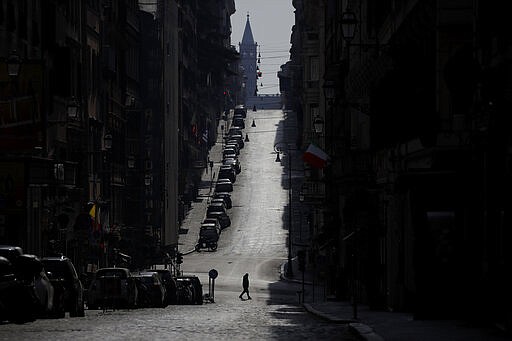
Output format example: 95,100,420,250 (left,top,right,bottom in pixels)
195,106,246,252
0,244,203,324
